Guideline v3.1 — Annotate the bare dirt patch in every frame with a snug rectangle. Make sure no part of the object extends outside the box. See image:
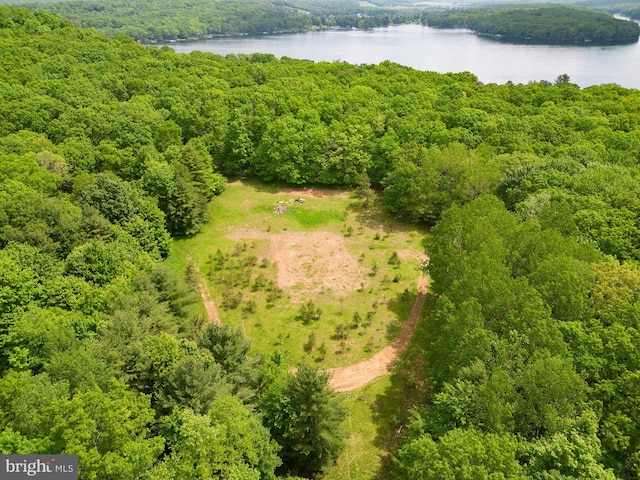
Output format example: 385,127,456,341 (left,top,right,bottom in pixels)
225,230,368,301
270,231,367,300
